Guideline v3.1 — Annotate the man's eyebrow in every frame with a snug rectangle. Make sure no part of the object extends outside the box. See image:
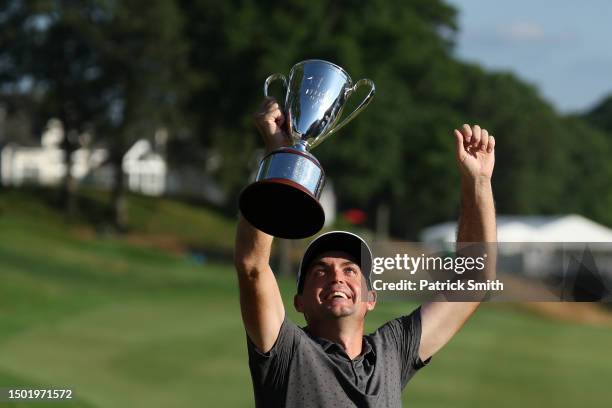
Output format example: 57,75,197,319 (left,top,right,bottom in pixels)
309,259,359,270
309,260,330,269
